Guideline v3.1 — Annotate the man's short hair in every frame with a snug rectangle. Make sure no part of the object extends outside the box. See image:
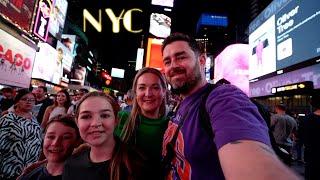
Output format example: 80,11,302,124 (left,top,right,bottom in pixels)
38,86,47,93
161,32,202,55
1,87,14,93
